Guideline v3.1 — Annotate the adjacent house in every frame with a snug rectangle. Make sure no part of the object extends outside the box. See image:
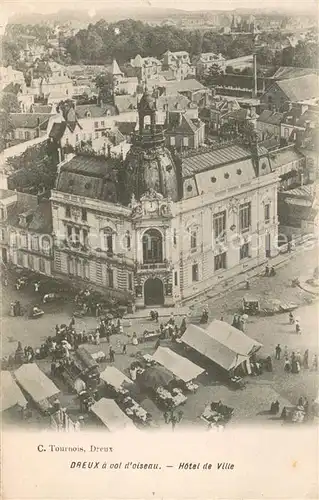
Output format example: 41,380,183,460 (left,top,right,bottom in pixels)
159,79,209,107
278,184,318,237
257,110,284,141
193,53,226,78
75,103,116,142
164,111,205,150
260,74,319,112
0,189,53,274
162,51,195,81
129,55,162,81
9,113,57,143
